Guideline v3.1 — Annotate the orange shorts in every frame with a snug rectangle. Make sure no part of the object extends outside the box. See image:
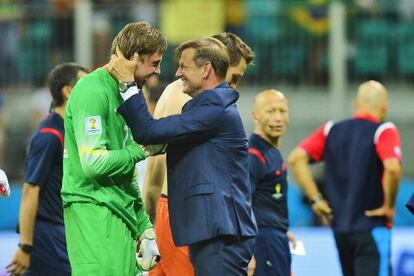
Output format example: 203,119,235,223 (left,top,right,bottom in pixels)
149,196,195,276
